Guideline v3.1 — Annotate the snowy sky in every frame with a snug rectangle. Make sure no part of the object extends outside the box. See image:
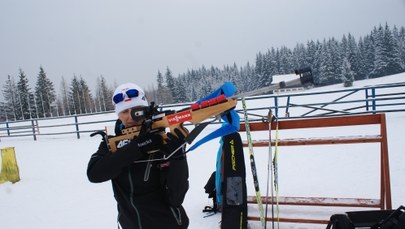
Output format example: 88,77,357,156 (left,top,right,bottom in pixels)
1,0,405,97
